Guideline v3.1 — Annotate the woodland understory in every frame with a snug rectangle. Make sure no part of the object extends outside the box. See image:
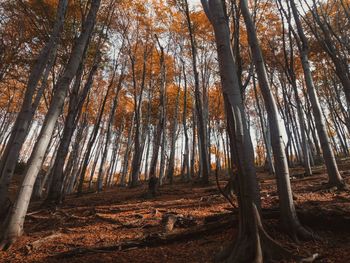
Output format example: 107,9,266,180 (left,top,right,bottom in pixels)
0,0,350,262
1,163,350,262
